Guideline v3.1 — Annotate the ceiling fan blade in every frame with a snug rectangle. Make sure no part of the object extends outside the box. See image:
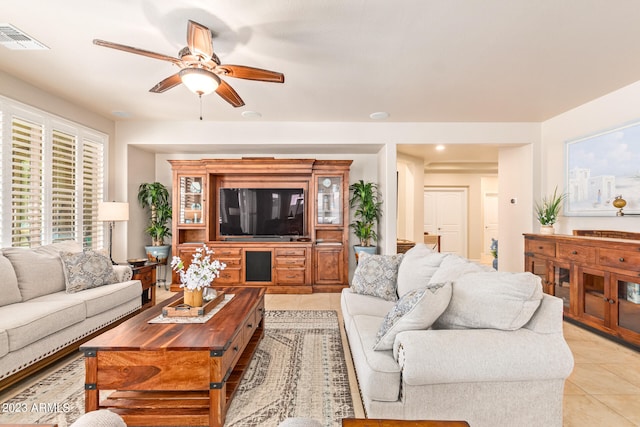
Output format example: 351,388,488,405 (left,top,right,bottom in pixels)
187,20,214,61
215,80,245,107
93,39,182,66
149,73,183,93
219,65,285,83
